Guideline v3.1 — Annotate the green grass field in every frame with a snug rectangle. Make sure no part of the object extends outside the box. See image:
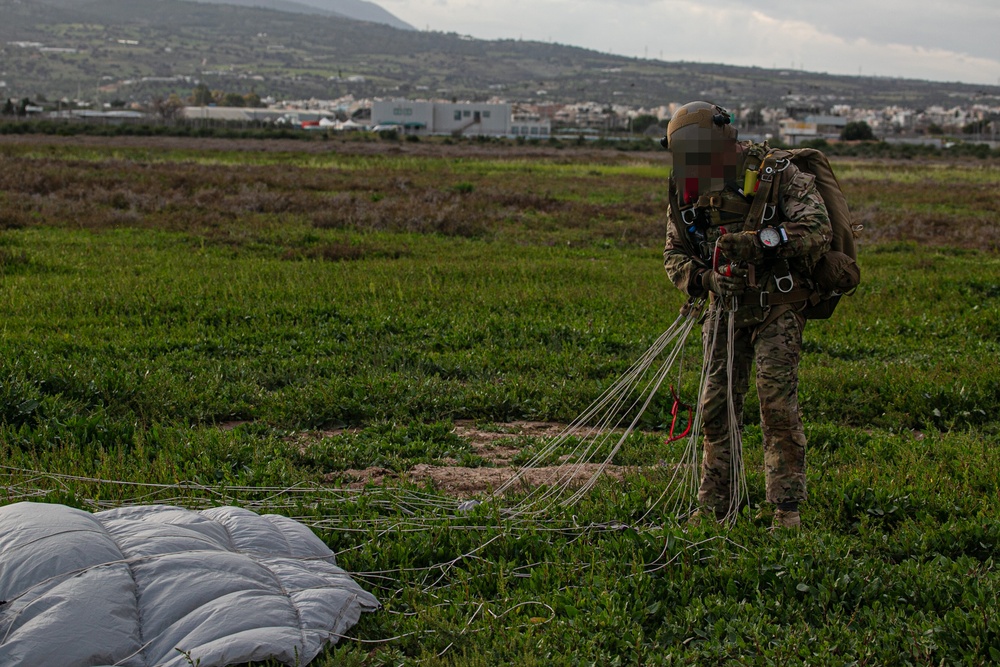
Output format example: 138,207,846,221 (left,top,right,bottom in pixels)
1,136,999,666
